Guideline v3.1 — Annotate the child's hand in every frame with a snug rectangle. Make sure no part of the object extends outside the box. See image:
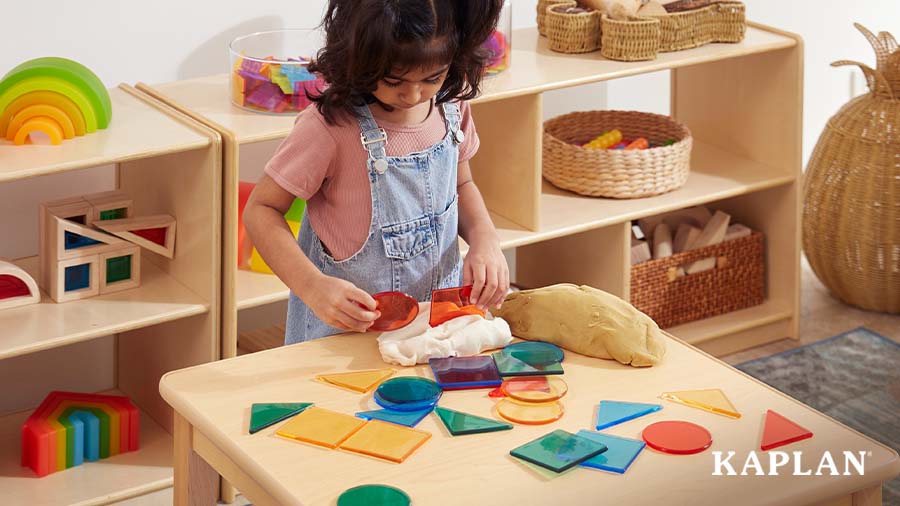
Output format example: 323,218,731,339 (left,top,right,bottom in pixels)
303,274,380,333
463,236,509,311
